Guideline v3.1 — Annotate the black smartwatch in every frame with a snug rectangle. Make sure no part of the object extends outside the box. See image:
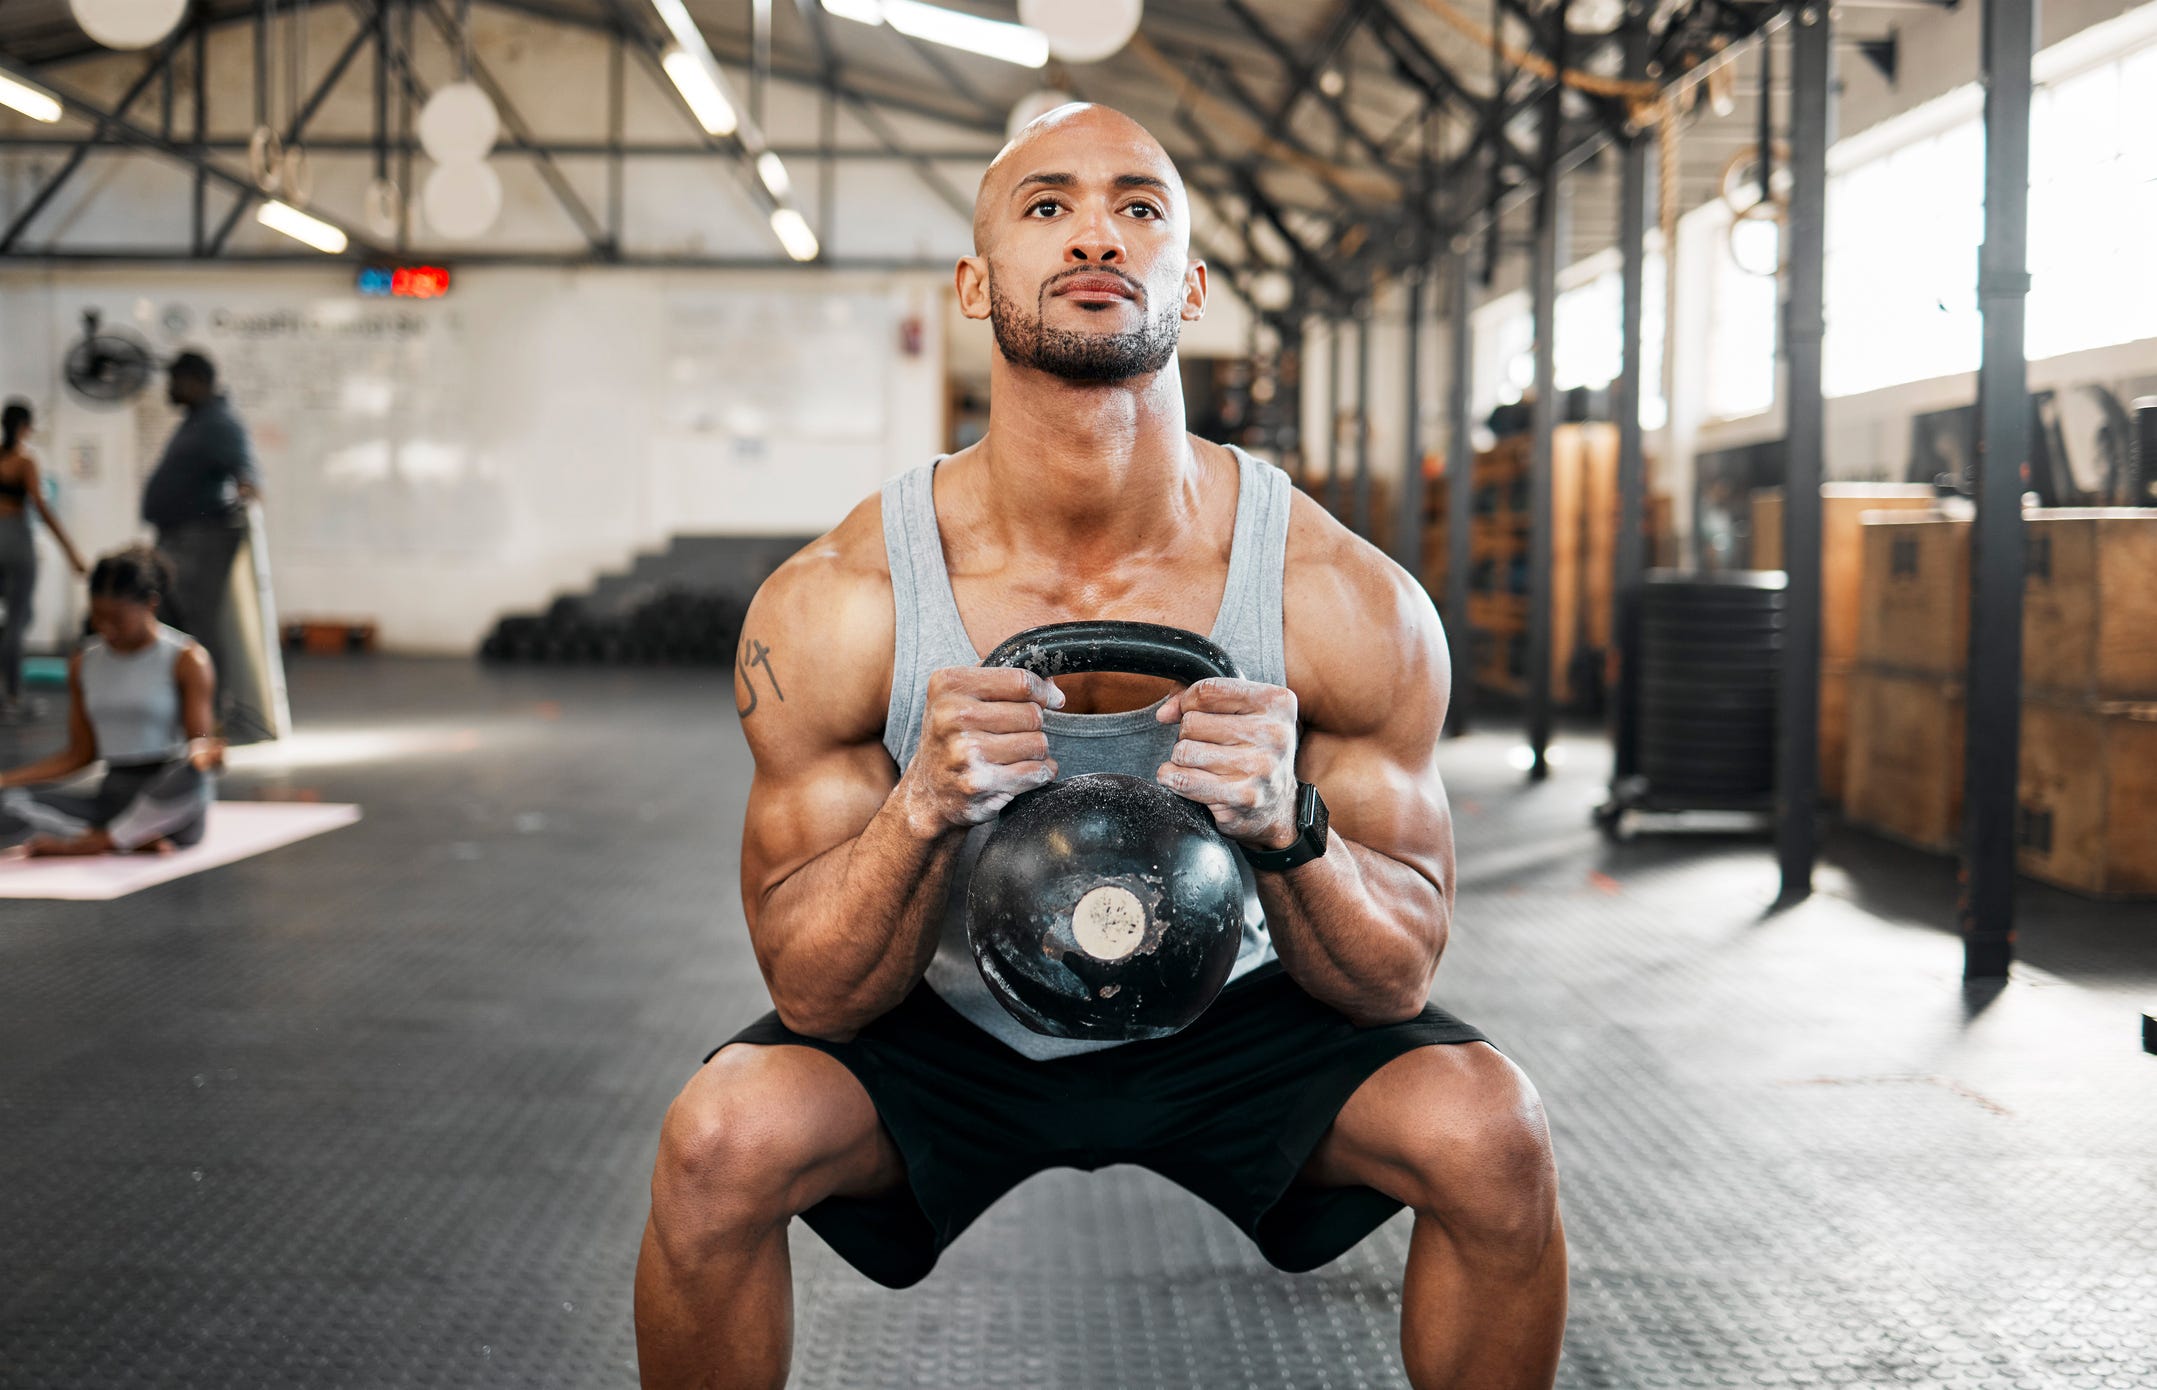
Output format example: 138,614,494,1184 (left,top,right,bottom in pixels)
1240,781,1329,872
